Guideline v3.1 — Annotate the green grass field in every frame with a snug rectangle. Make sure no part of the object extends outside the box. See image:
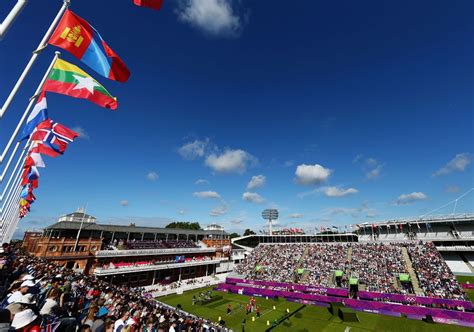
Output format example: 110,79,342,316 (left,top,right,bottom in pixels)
159,286,471,332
